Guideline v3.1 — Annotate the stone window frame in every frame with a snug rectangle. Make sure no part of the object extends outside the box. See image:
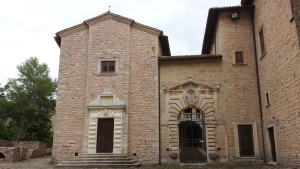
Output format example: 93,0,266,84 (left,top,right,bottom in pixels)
97,58,119,76
259,27,267,58
233,51,247,66
265,90,271,107
101,61,115,73
233,120,260,158
288,0,295,22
